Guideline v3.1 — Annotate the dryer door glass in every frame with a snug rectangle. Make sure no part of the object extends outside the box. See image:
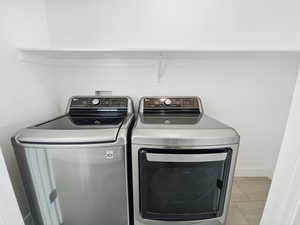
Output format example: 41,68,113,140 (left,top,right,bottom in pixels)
139,148,232,221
